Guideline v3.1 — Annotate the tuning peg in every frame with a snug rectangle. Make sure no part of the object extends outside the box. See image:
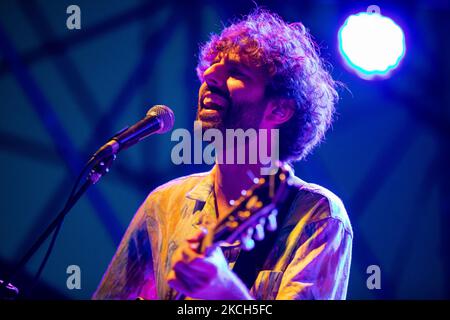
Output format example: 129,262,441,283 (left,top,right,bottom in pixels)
240,228,255,251
267,209,278,232
254,223,265,241
246,170,257,182
241,238,255,251
259,217,266,227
